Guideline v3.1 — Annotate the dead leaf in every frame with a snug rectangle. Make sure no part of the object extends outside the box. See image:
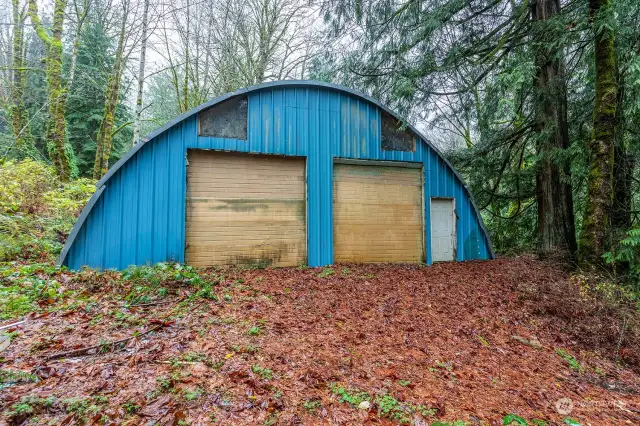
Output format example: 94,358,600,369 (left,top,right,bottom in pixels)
170,410,187,426
512,335,543,349
139,394,172,417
